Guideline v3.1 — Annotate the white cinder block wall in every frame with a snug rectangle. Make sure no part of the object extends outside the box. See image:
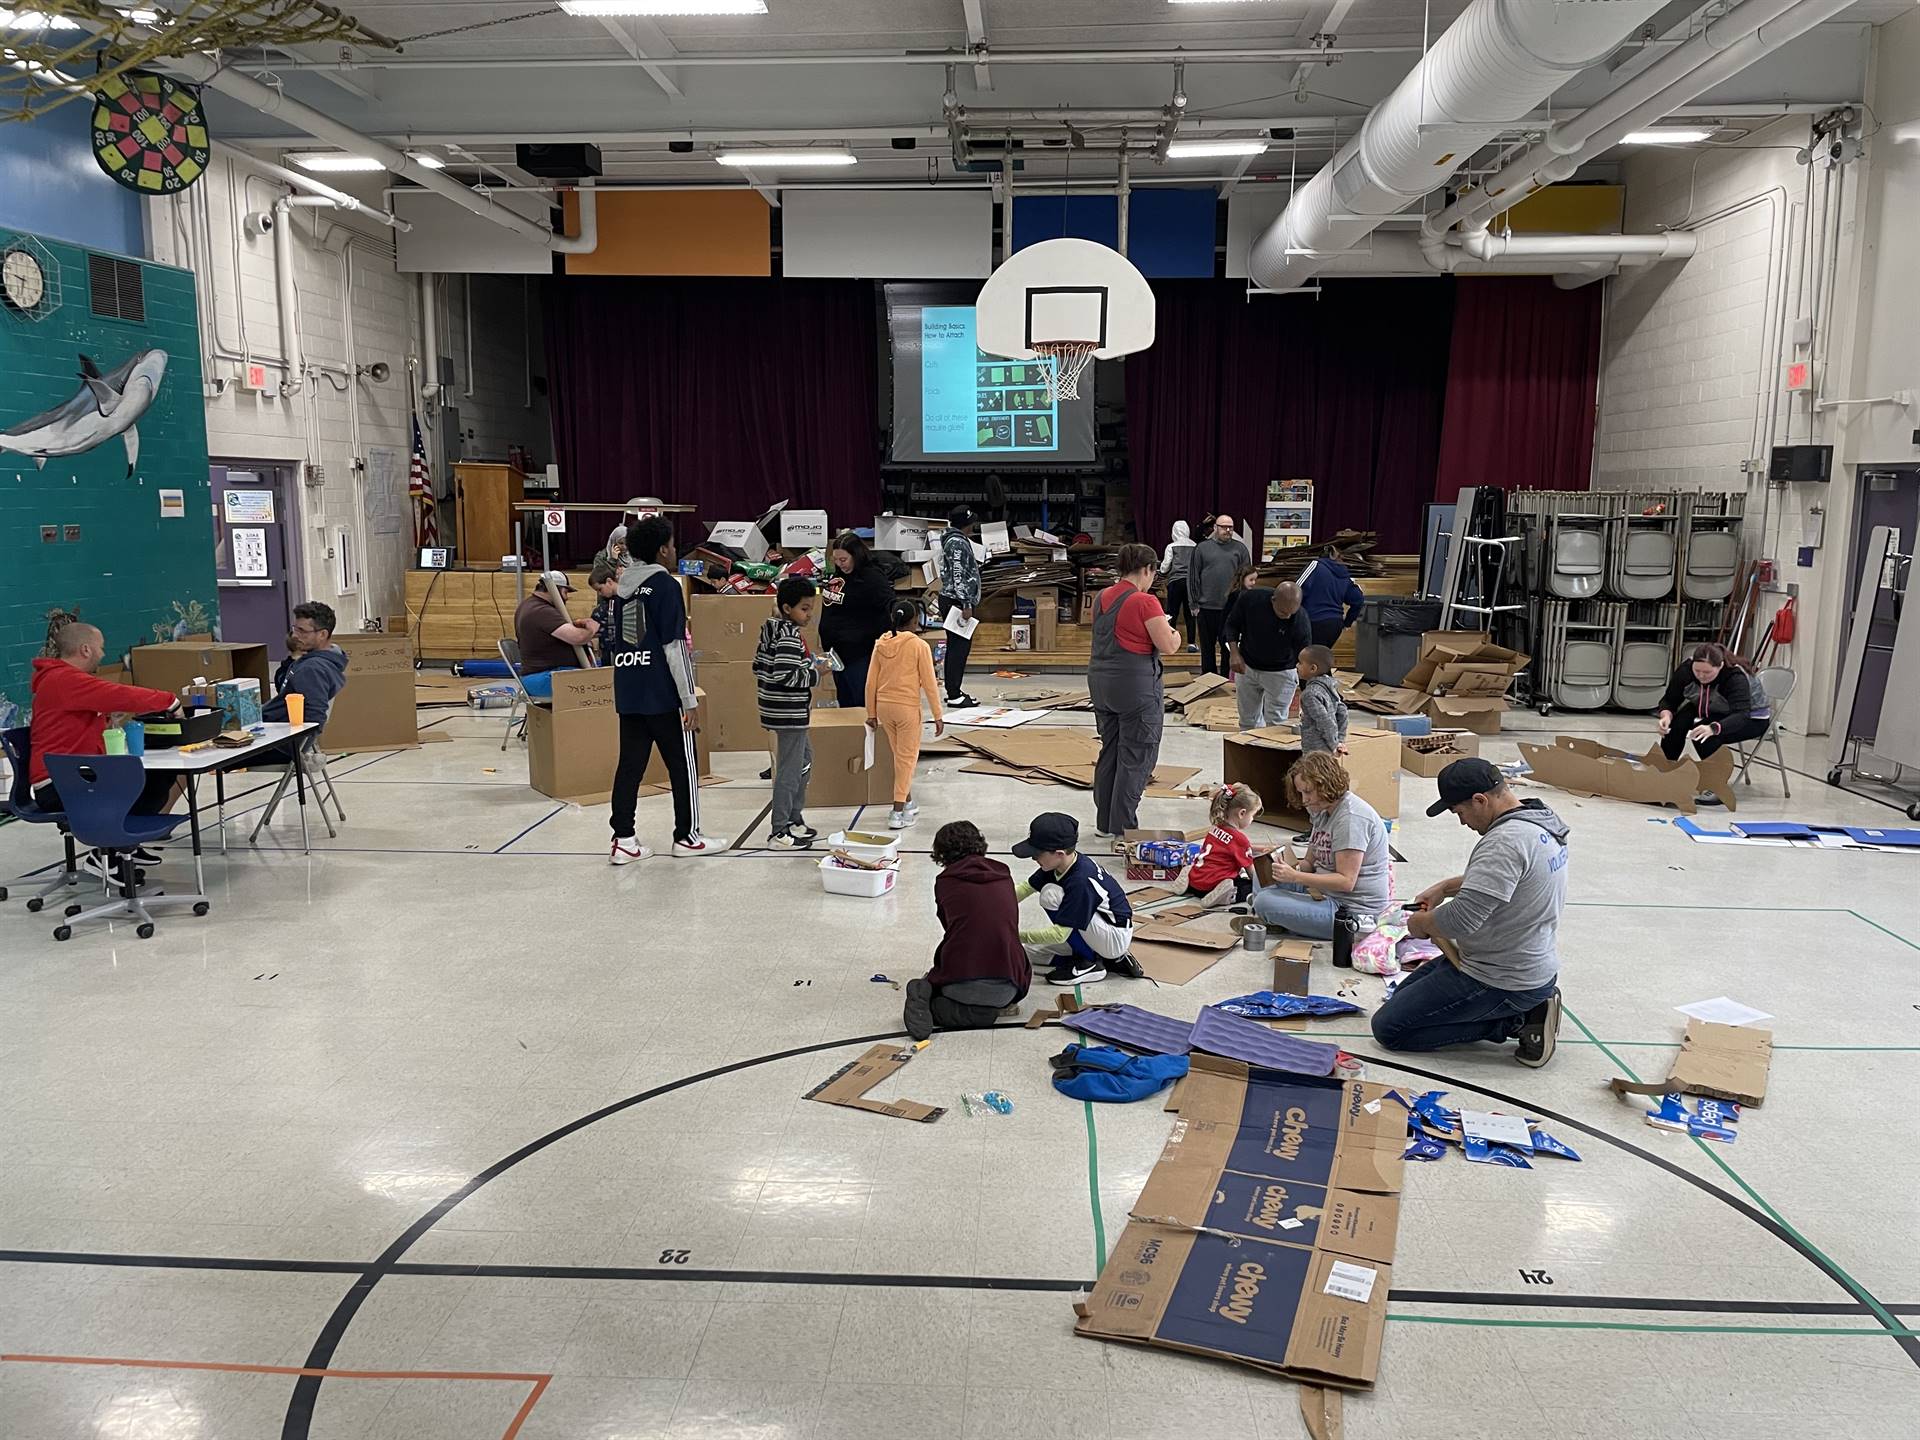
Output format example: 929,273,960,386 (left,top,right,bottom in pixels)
148,155,551,631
